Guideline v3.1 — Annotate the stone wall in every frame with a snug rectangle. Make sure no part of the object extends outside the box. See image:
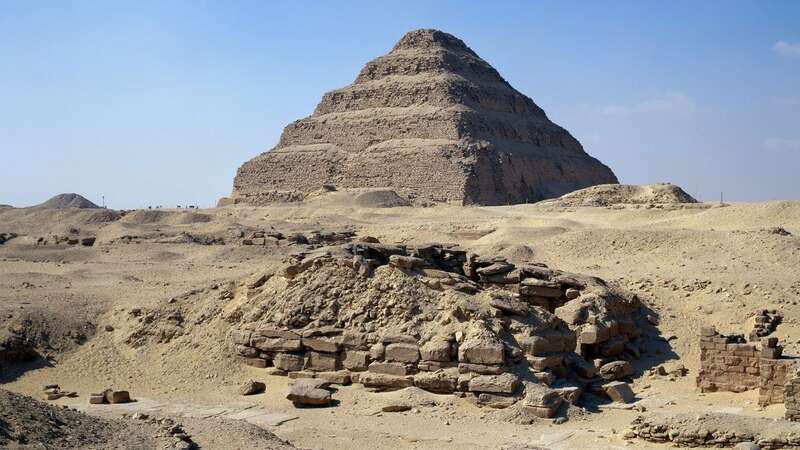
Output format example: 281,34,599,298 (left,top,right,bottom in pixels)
785,377,800,421
697,326,800,412
697,326,761,393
